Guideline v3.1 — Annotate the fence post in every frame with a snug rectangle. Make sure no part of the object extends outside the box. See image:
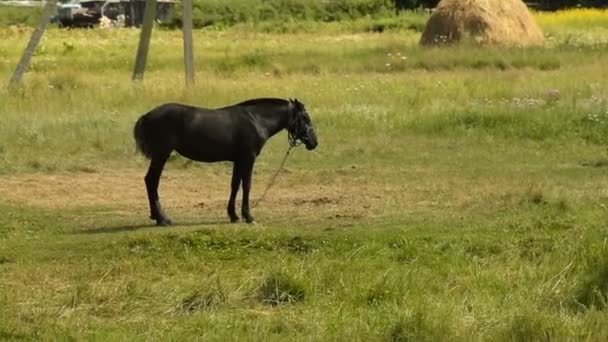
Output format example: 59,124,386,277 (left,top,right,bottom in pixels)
132,0,157,81
8,0,58,88
182,0,195,87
